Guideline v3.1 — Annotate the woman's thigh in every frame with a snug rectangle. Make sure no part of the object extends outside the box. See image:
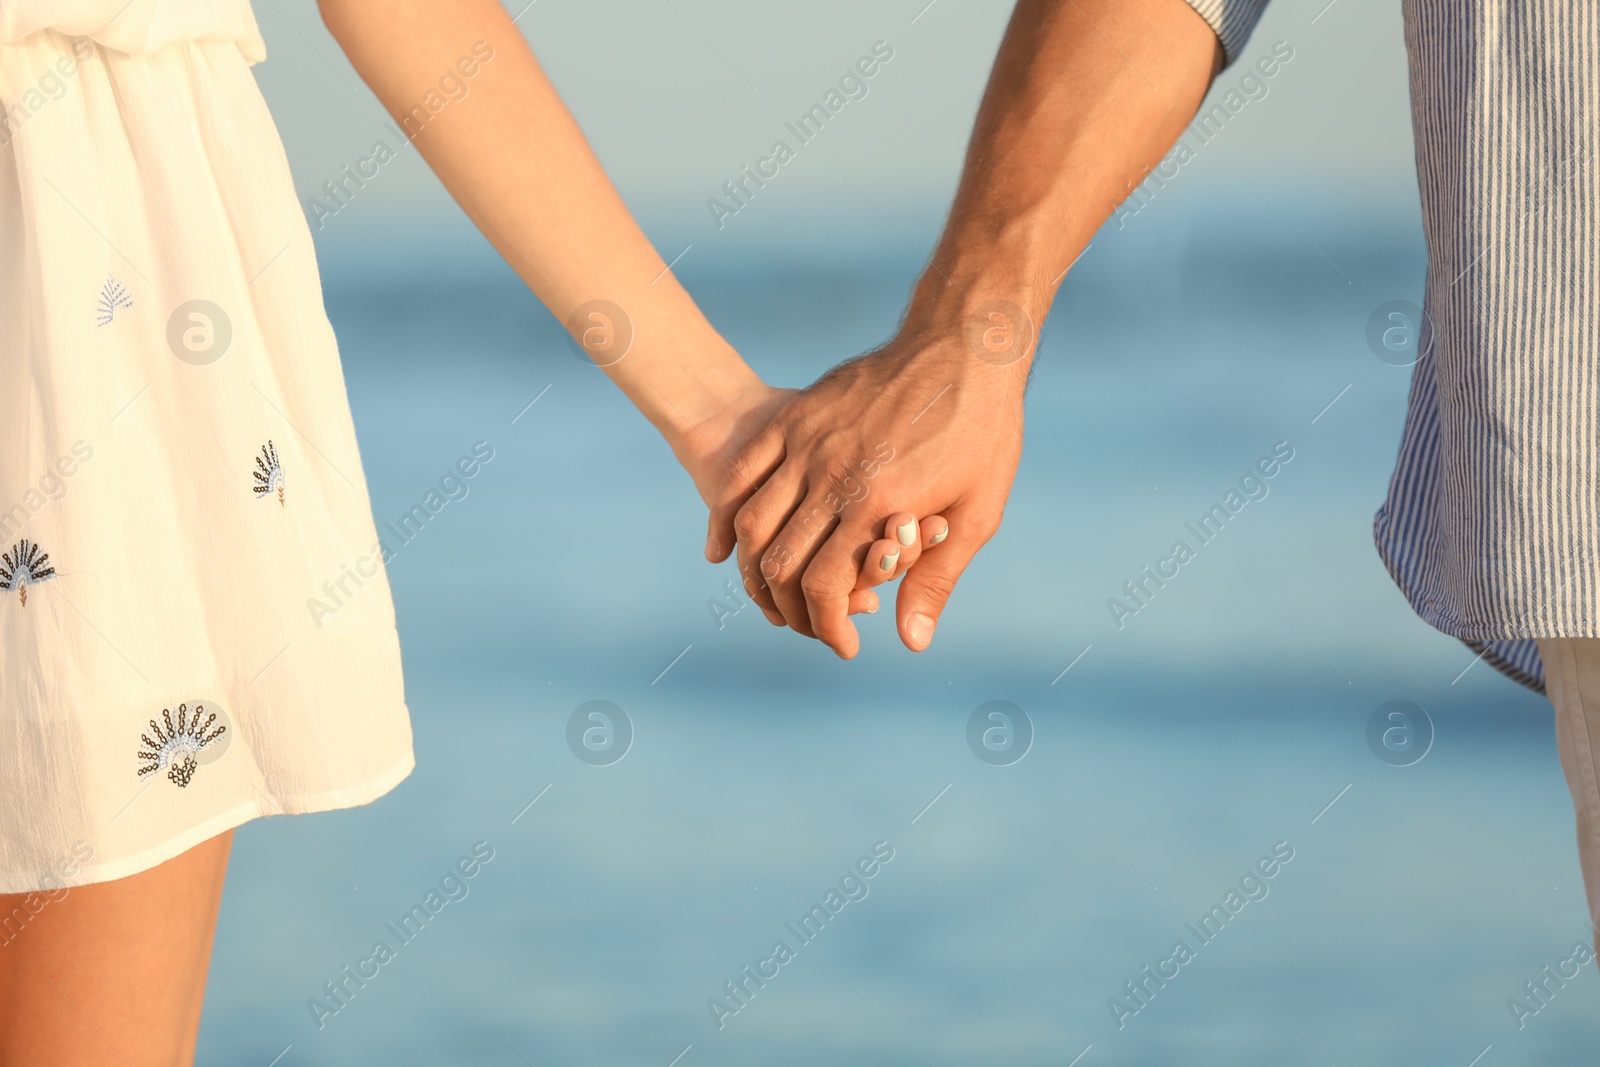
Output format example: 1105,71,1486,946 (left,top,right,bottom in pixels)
0,830,233,1067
